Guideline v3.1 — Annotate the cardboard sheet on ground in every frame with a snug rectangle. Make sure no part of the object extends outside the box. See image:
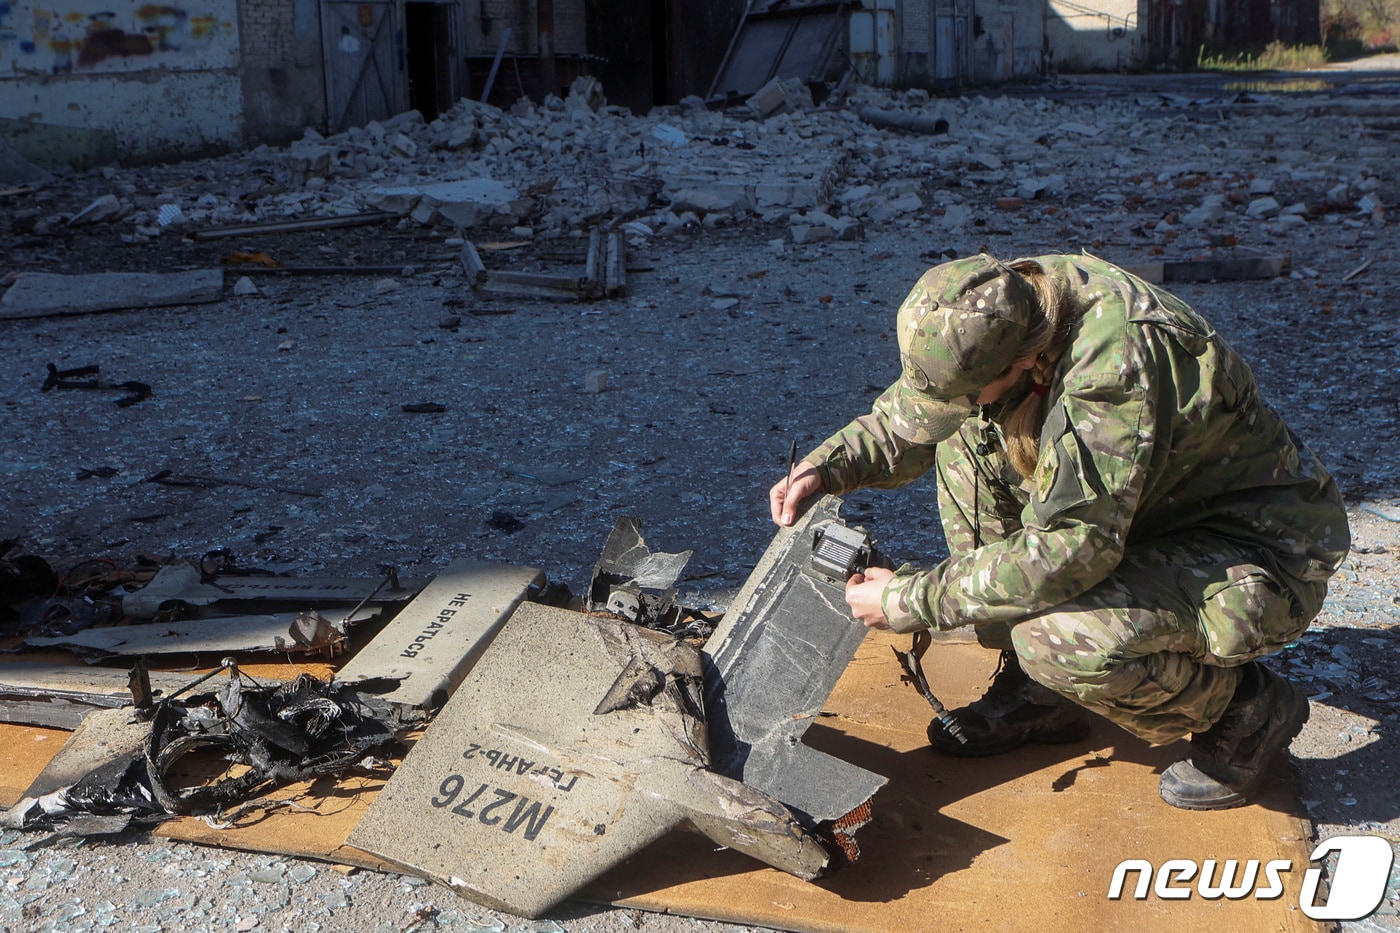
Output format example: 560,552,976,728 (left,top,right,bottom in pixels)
585,635,1325,933
0,640,1323,933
